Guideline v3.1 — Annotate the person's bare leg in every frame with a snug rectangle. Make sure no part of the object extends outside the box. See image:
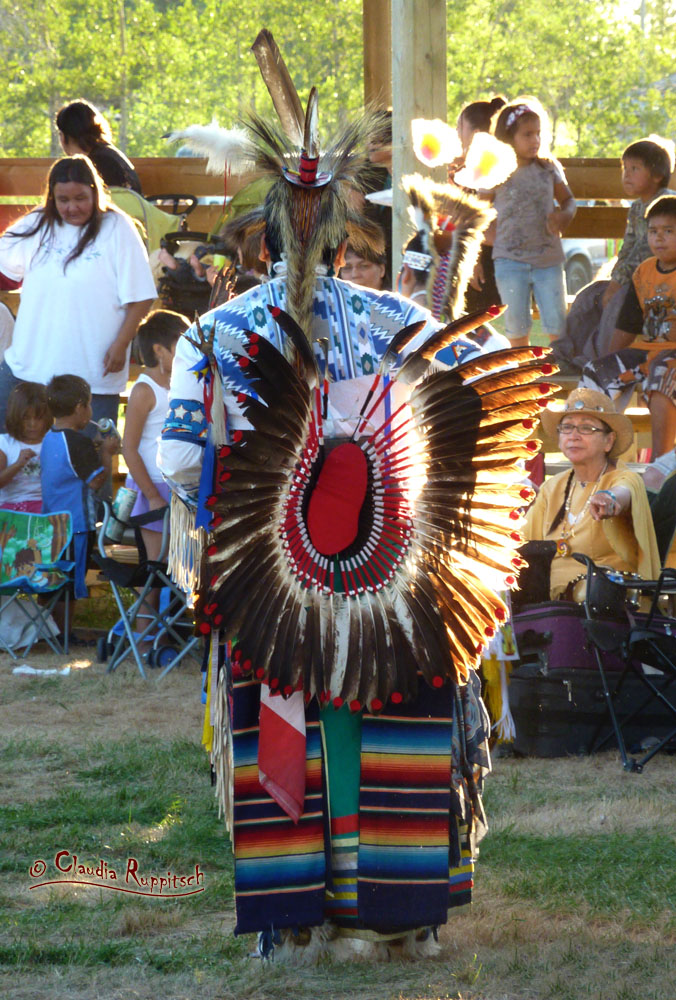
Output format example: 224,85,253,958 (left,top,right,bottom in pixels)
508,335,530,348
648,390,676,457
